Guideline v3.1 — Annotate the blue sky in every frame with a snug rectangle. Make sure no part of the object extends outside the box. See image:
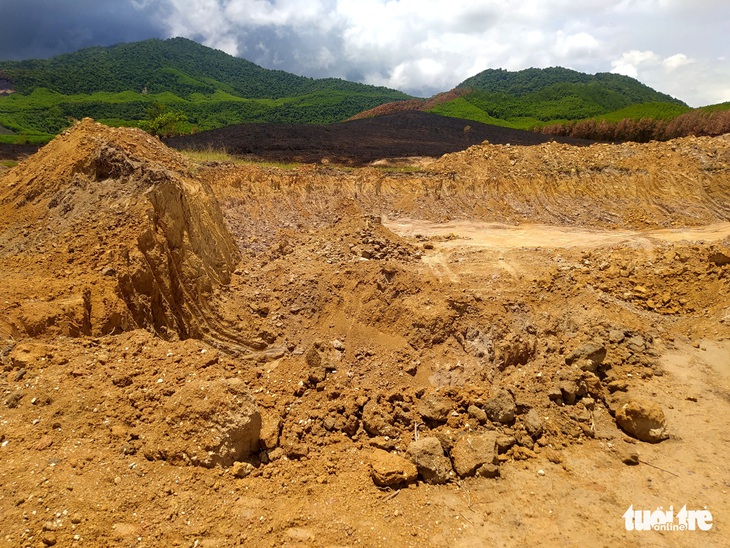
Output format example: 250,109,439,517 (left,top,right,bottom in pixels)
1,0,728,106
